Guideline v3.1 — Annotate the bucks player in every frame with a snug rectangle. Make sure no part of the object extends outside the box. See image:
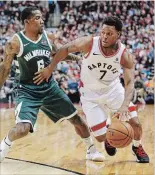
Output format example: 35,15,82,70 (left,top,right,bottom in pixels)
0,7,104,162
